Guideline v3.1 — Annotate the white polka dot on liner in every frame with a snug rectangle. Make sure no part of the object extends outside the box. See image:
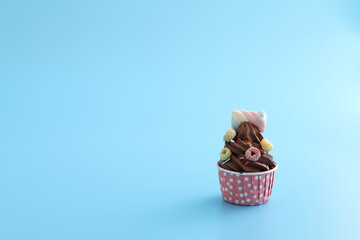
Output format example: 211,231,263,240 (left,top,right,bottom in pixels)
229,197,232,201
237,180,241,184
230,185,233,189
247,183,251,187
247,198,250,202
225,188,228,191
230,192,233,195
230,178,233,182
244,192,248,196
253,195,257,198
238,187,242,191
223,172,227,176
254,186,257,189
235,200,239,204
240,193,244,197
241,200,245,204
255,176,258,180
245,177,249,181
